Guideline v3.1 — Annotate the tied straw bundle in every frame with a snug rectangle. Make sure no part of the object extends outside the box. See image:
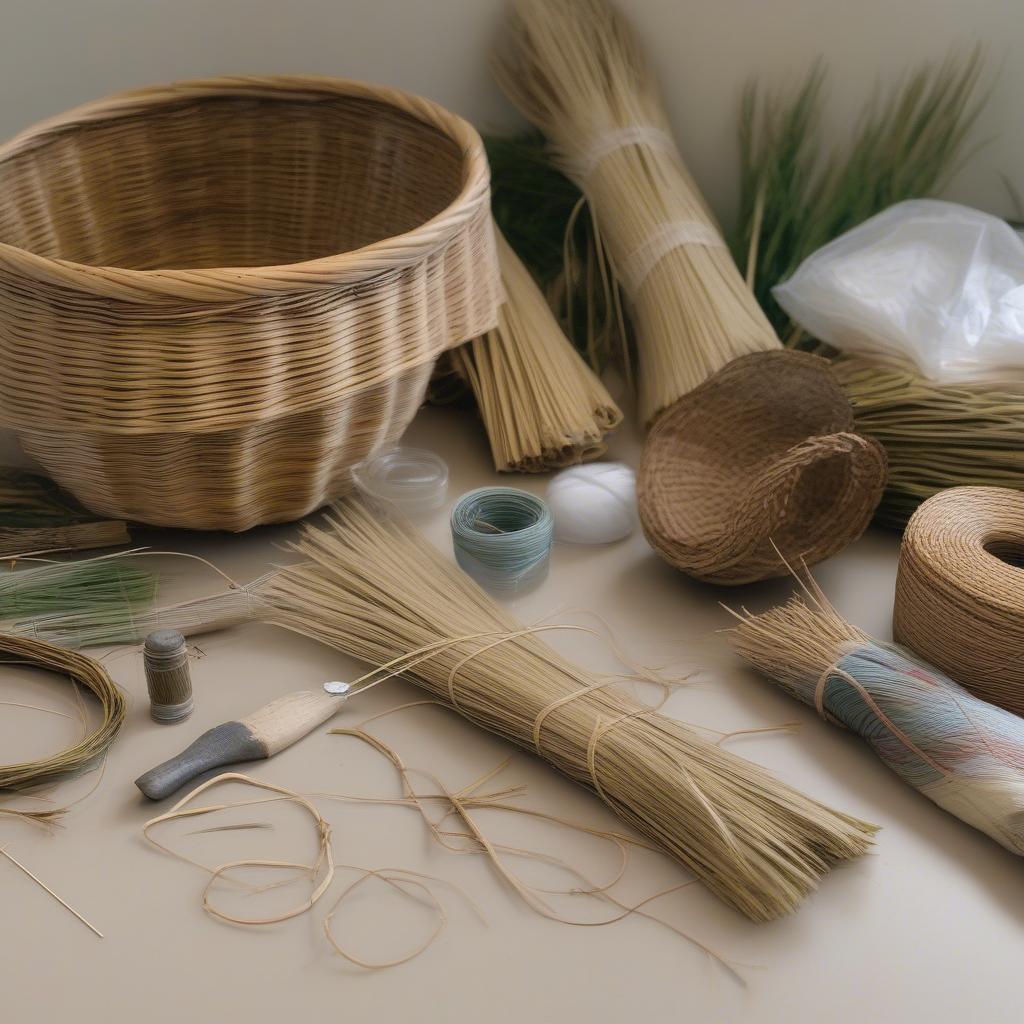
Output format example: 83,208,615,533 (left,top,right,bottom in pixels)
730,574,1024,855
83,501,877,922
494,0,779,426
450,226,622,472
